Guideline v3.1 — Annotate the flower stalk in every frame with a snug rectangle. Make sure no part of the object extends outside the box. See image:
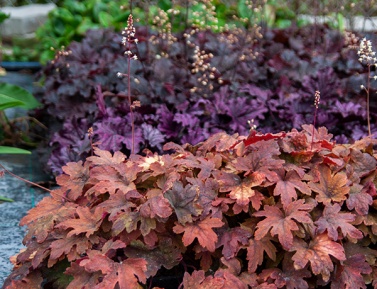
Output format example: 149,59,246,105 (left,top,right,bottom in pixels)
118,14,139,154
